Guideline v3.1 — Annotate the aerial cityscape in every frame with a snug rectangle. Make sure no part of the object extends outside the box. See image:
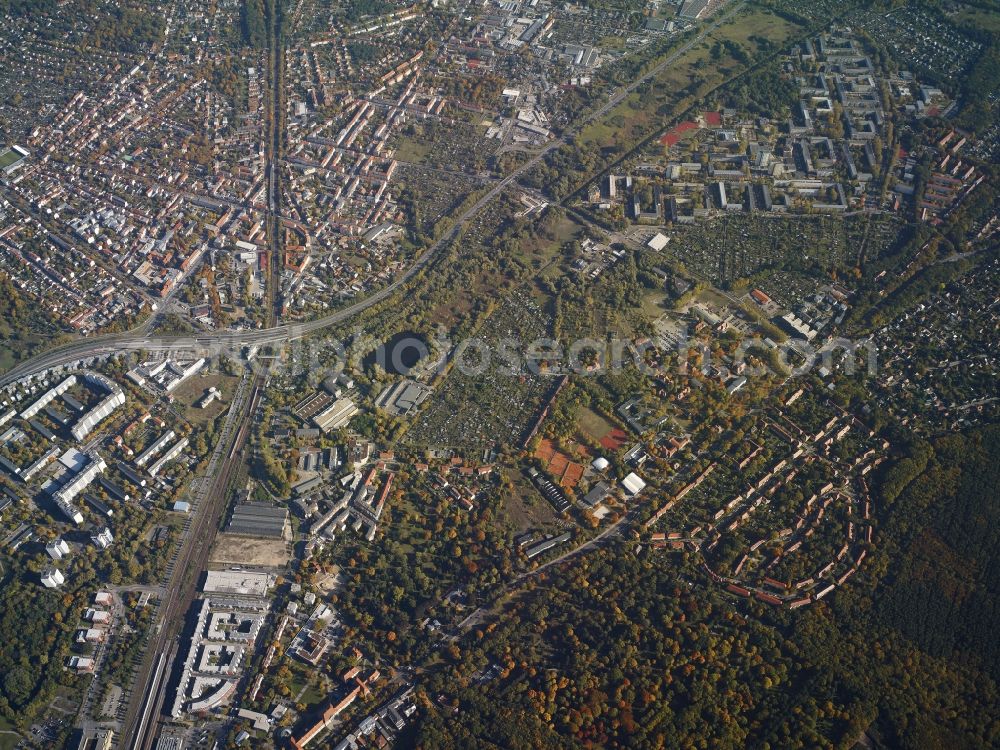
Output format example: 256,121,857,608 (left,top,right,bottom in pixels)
0,0,998,747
